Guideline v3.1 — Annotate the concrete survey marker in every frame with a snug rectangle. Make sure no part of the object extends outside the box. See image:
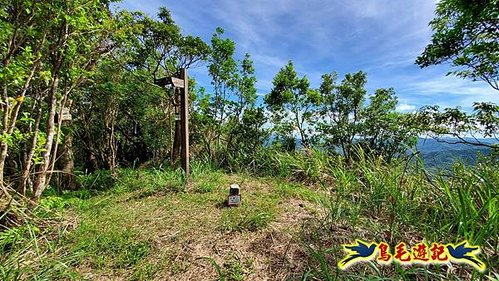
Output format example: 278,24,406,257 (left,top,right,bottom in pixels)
228,183,241,206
